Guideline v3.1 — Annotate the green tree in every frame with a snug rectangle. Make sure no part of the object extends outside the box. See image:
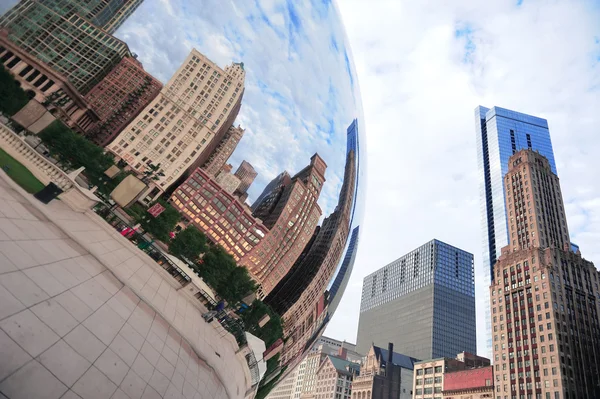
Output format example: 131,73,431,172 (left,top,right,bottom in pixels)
169,226,207,262
195,245,237,288
39,120,115,190
216,266,256,305
0,65,30,116
240,300,283,347
132,199,180,242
